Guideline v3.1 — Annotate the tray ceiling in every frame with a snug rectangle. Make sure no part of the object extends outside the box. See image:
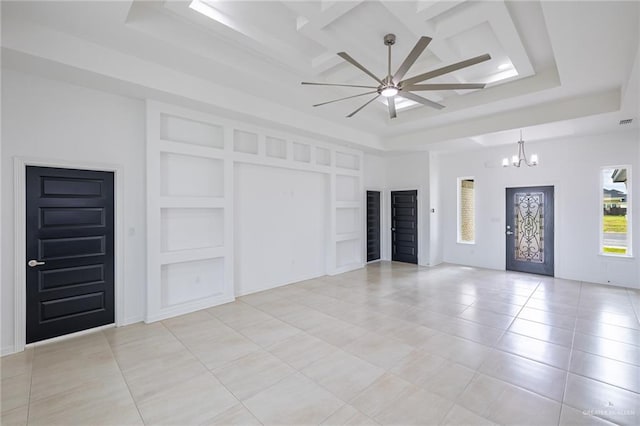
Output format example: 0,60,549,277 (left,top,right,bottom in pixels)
1,0,638,150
